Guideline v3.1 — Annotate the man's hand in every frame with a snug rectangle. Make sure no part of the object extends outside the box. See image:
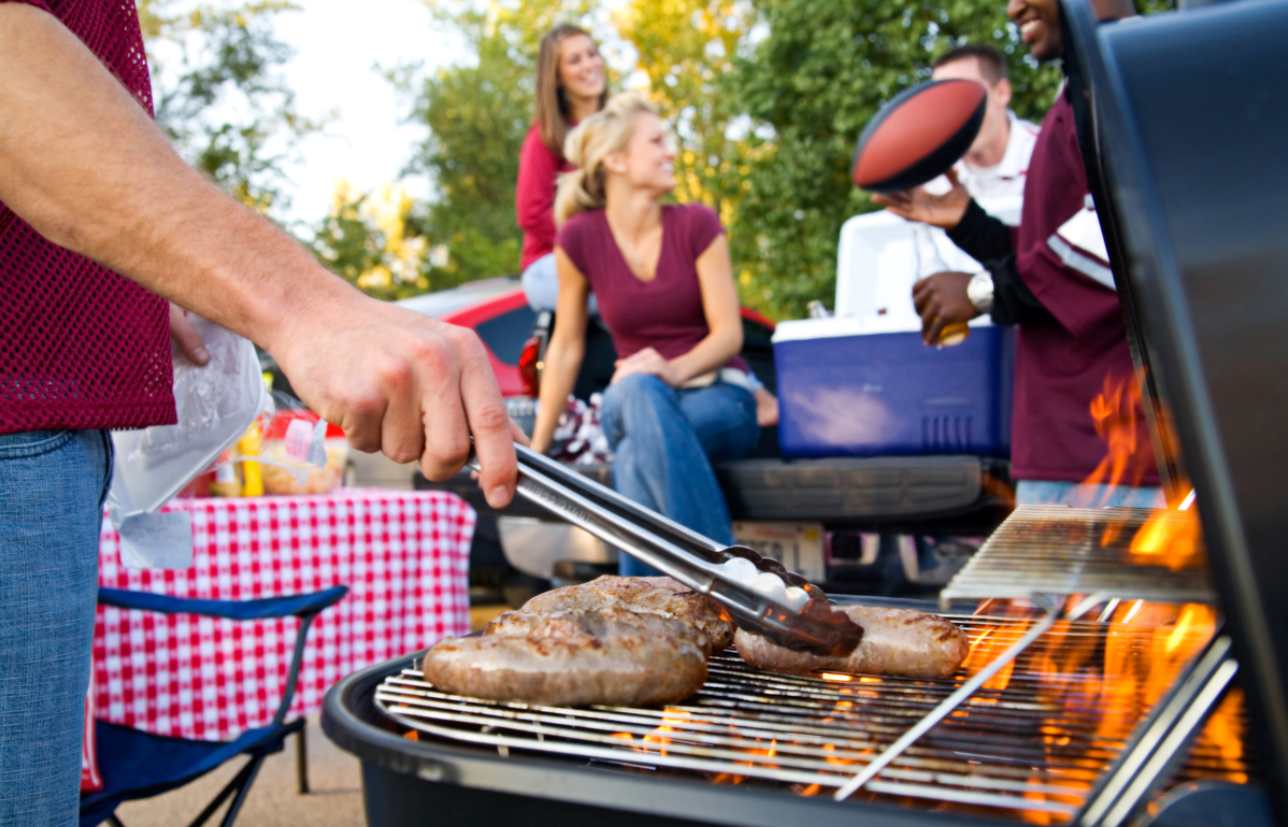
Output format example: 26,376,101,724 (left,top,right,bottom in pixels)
611,347,675,386
912,271,978,346
872,168,971,230
168,303,209,366
270,297,519,509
